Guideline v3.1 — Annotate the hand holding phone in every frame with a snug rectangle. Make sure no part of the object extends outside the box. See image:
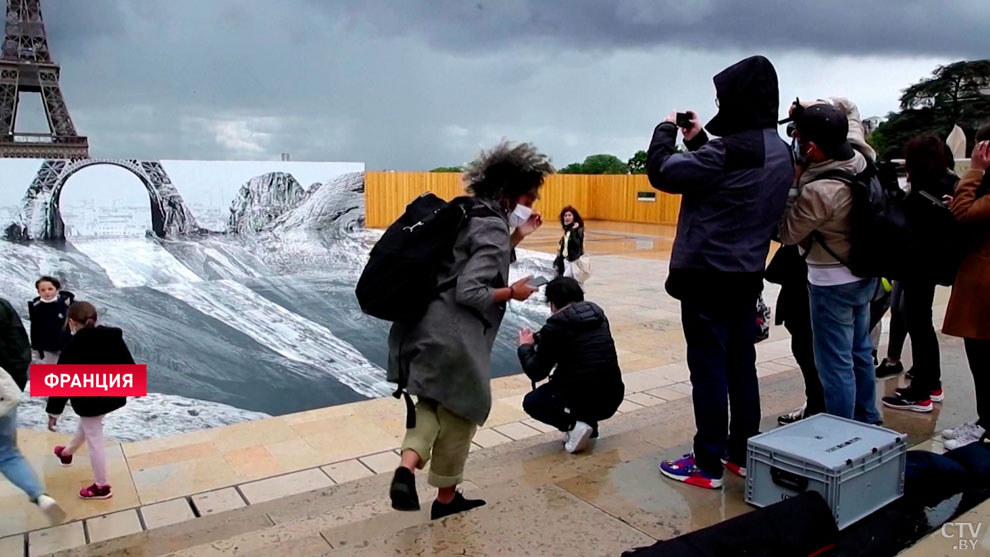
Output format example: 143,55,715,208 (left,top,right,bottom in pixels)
528,276,549,287
918,190,949,210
